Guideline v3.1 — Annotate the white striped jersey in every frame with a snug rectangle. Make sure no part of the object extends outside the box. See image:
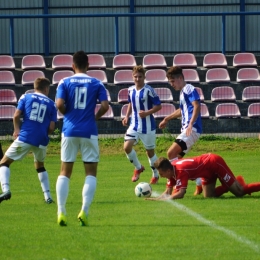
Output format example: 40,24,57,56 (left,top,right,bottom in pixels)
179,84,202,134
127,84,161,133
